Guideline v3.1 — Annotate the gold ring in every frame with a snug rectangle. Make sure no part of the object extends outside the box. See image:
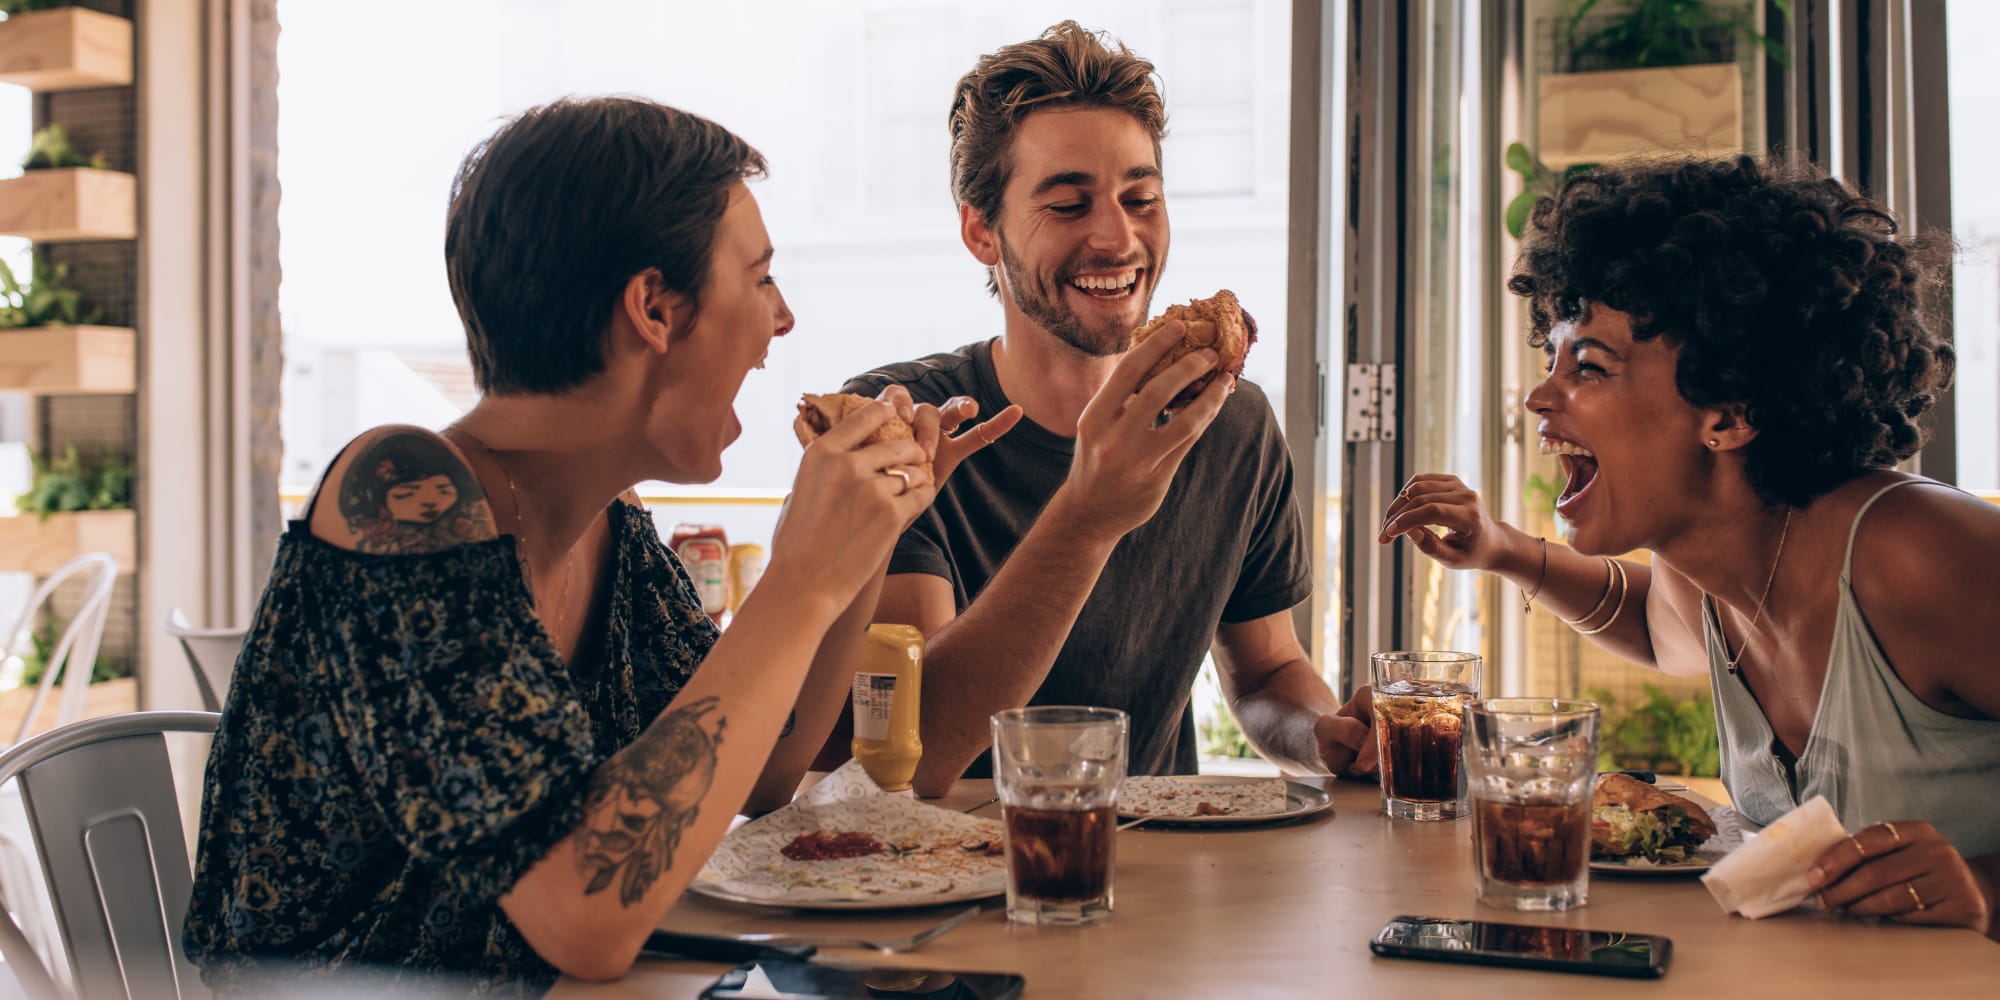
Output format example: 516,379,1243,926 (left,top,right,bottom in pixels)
1882,822,1901,849
975,422,994,446
1906,881,1926,912
885,468,911,491
1850,835,1868,861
